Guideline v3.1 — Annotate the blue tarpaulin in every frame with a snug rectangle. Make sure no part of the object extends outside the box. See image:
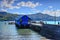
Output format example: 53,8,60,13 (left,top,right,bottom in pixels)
15,15,31,27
